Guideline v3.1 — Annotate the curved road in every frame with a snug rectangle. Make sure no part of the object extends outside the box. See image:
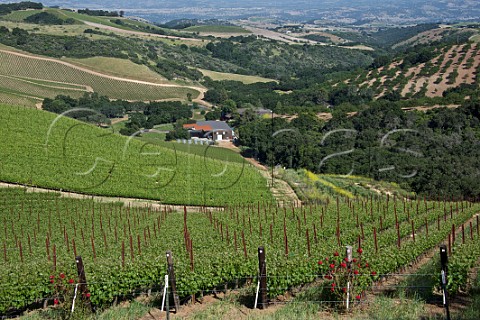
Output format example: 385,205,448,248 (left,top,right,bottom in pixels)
0,49,207,100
